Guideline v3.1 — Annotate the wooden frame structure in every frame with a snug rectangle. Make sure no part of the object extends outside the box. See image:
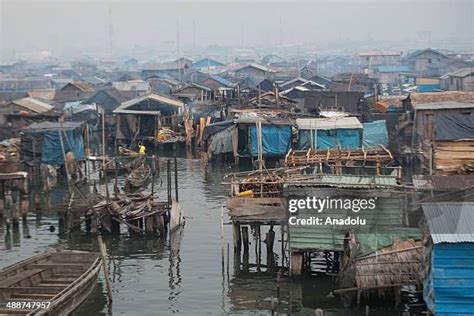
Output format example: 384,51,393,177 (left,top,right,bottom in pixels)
284,146,394,172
